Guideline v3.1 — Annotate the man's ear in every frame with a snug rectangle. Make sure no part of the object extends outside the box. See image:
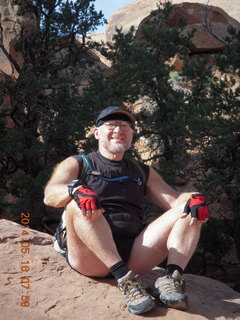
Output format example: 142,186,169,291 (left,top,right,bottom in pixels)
94,127,99,140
